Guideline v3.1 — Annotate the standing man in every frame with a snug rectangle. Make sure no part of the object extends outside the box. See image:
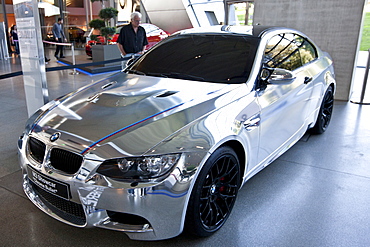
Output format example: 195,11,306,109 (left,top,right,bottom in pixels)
117,12,148,57
52,17,67,59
